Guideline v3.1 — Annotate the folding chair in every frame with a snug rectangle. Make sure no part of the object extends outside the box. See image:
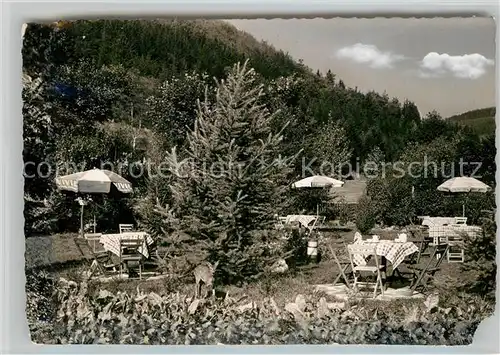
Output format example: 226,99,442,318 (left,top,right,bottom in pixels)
407,228,431,265
119,238,144,279
315,216,326,228
409,243,449,293
74,237,118,276
274,215,286,230
327,241,352,289
446,233,465,263
119,224,134,233
347,244,384,298
84,233,103,253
